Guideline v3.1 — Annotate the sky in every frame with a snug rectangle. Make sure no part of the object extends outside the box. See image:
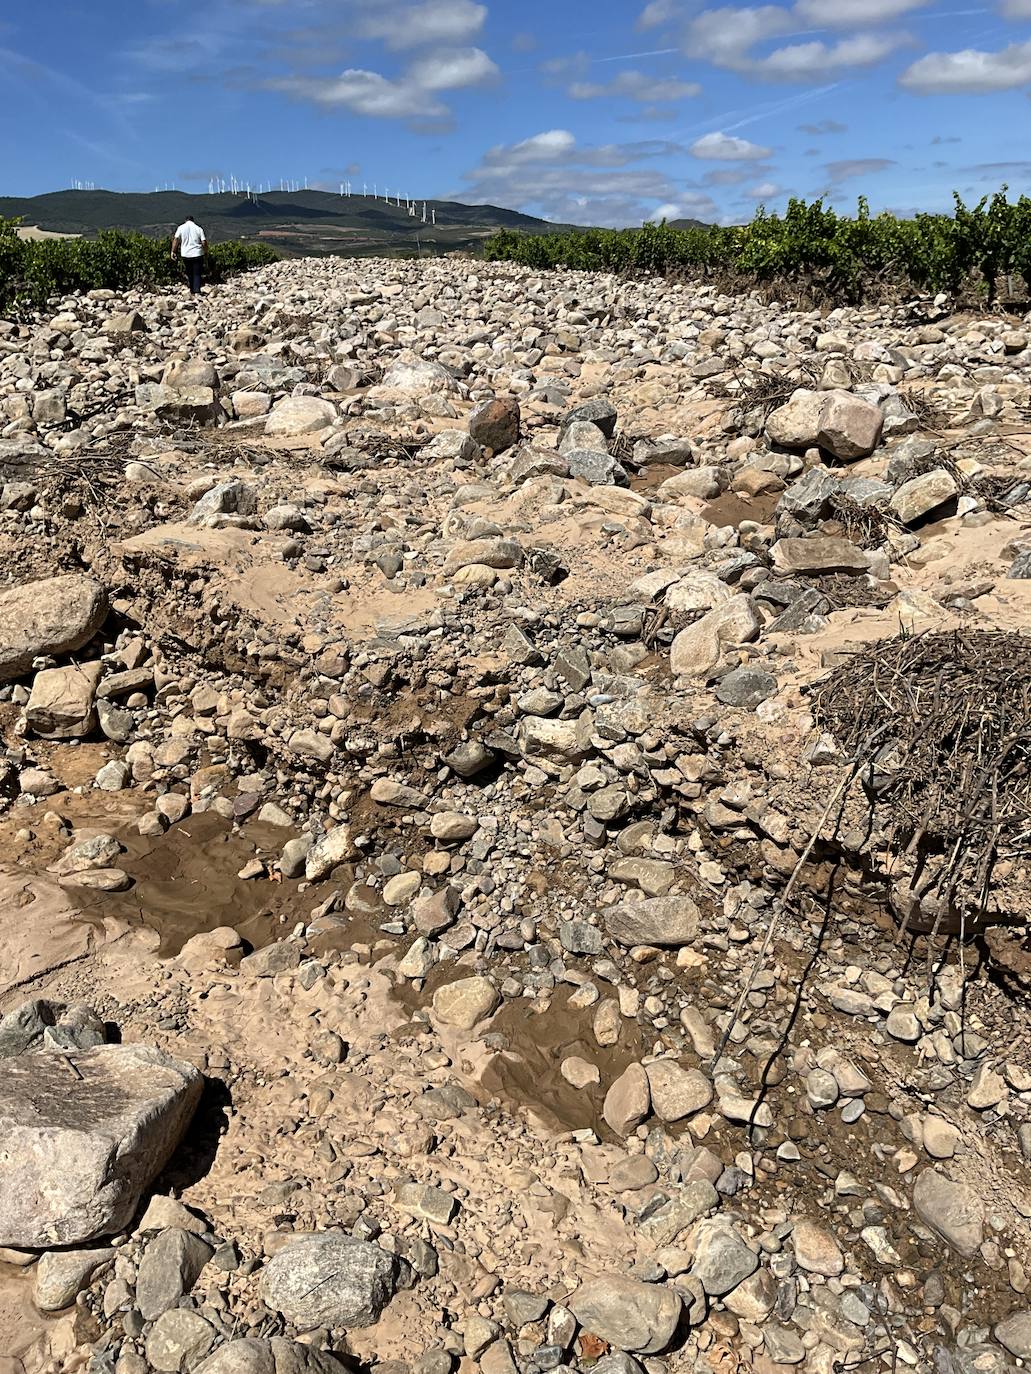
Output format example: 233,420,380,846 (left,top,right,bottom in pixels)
4,0,1031,226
